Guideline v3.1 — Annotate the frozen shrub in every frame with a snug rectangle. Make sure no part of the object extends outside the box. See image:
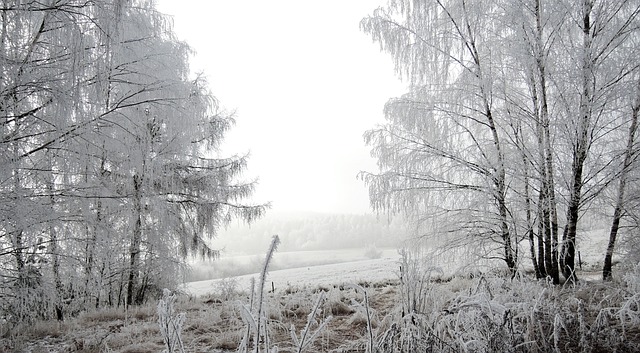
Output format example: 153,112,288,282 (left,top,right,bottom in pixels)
364,244,383,259
397,247,443,316
216,276,240,300
618,264,640,338
348,284,376,353
623,262,640,293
